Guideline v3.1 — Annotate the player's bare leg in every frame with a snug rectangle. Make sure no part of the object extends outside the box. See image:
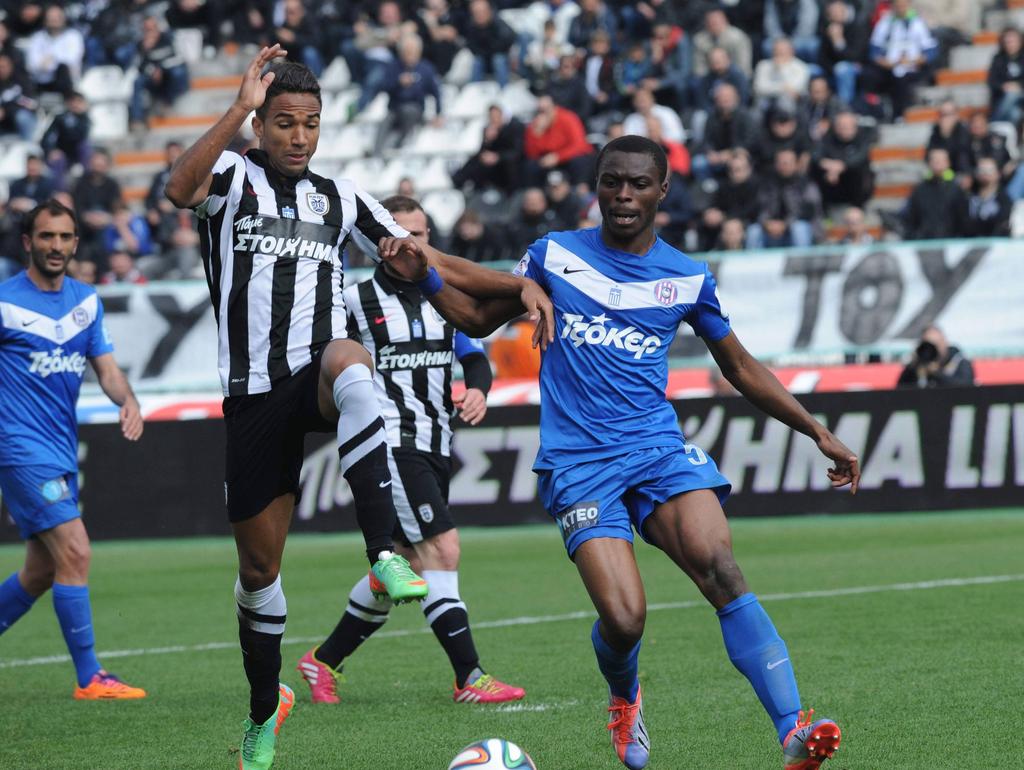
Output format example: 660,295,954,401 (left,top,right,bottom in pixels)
18,538,56,597
233,495,293,721
233,495,295,769
0,538,54,637
574,538,650,769
30,519,145,698
645,490,840,768
316,339,425,603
